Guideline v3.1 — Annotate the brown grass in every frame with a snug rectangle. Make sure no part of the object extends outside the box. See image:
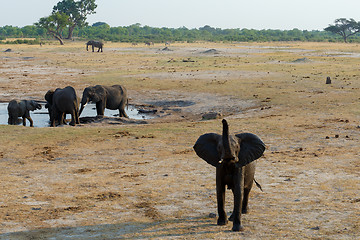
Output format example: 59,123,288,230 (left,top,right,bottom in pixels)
0,41,359,239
